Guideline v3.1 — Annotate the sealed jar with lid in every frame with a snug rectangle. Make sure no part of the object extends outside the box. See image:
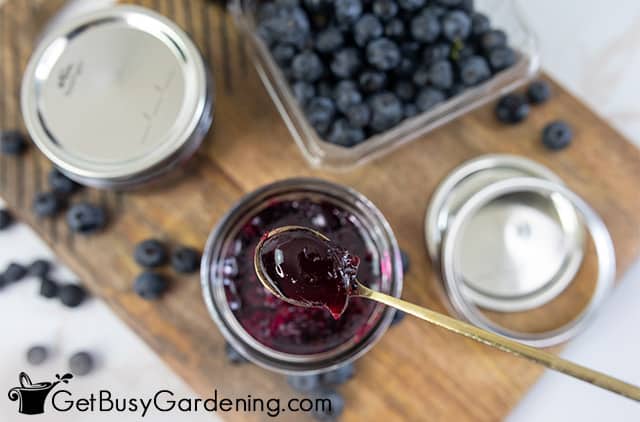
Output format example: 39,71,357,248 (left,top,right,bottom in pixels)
21,5,213,189
201,179,403,374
